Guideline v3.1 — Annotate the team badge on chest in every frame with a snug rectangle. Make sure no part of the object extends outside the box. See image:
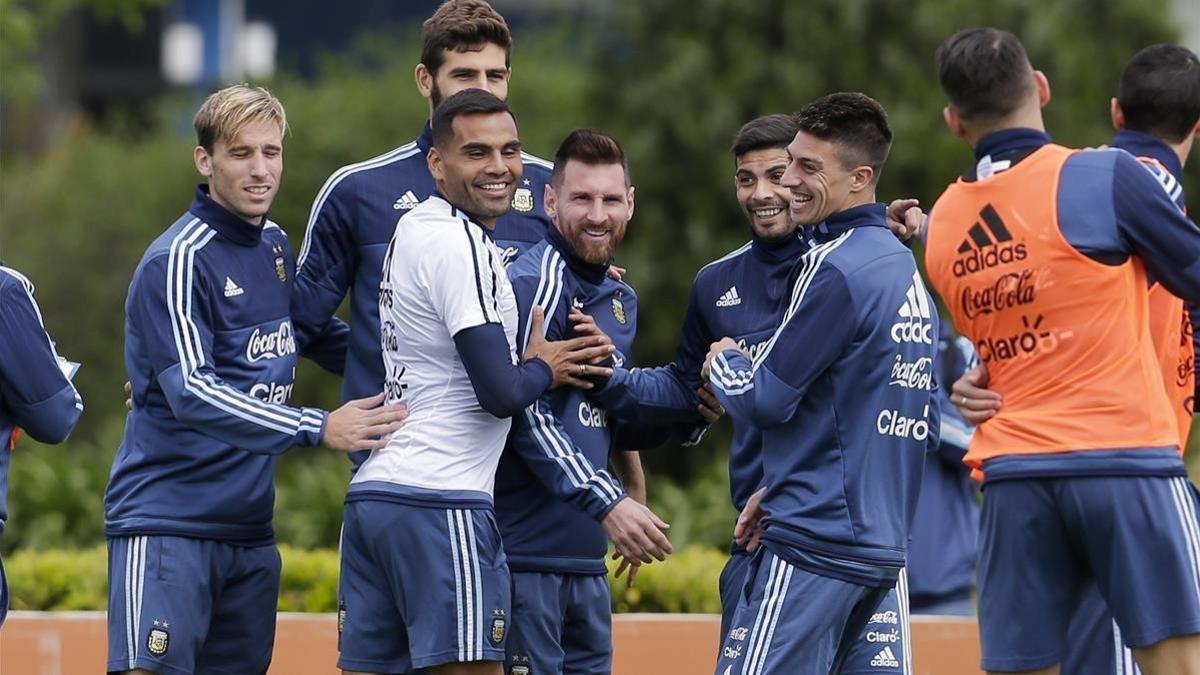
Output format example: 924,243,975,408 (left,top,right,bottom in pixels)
511,181,534,213
611,296,627,324
272,243,287,283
